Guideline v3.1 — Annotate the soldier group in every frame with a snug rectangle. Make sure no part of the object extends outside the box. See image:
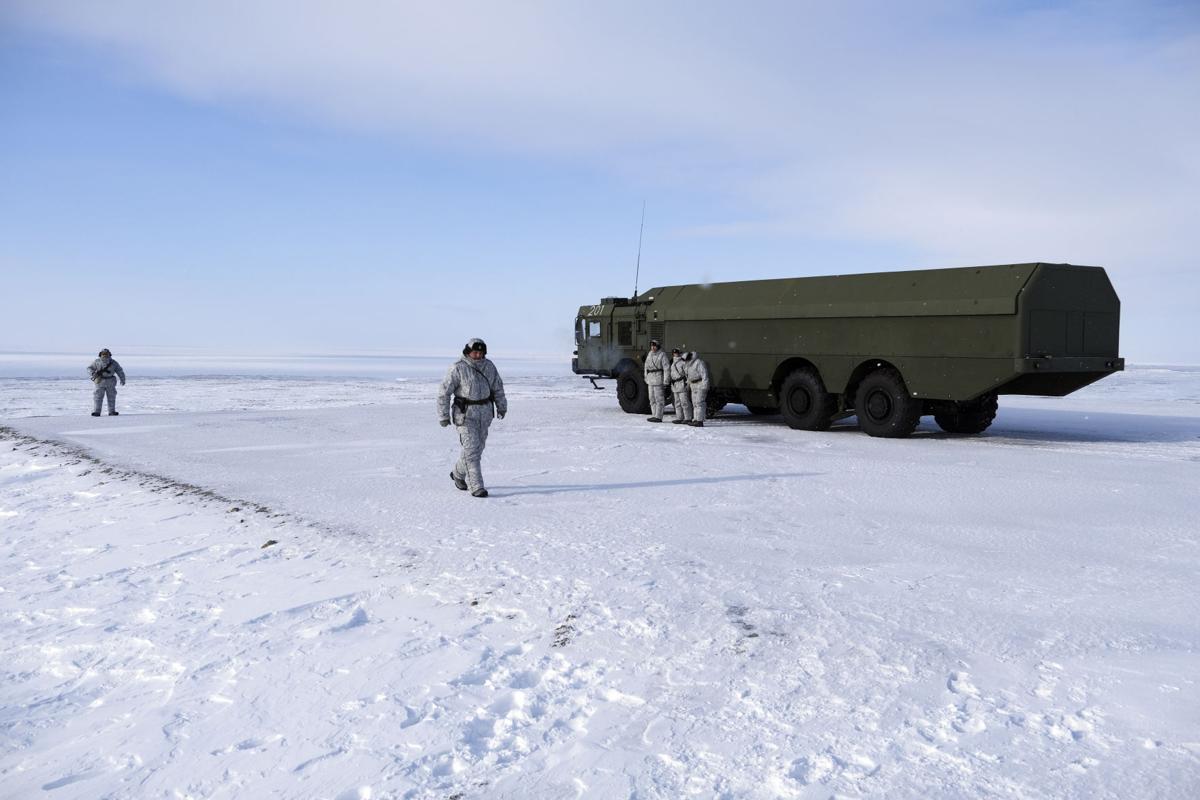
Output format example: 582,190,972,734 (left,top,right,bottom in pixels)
81,338,713,502
644,339,711,427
